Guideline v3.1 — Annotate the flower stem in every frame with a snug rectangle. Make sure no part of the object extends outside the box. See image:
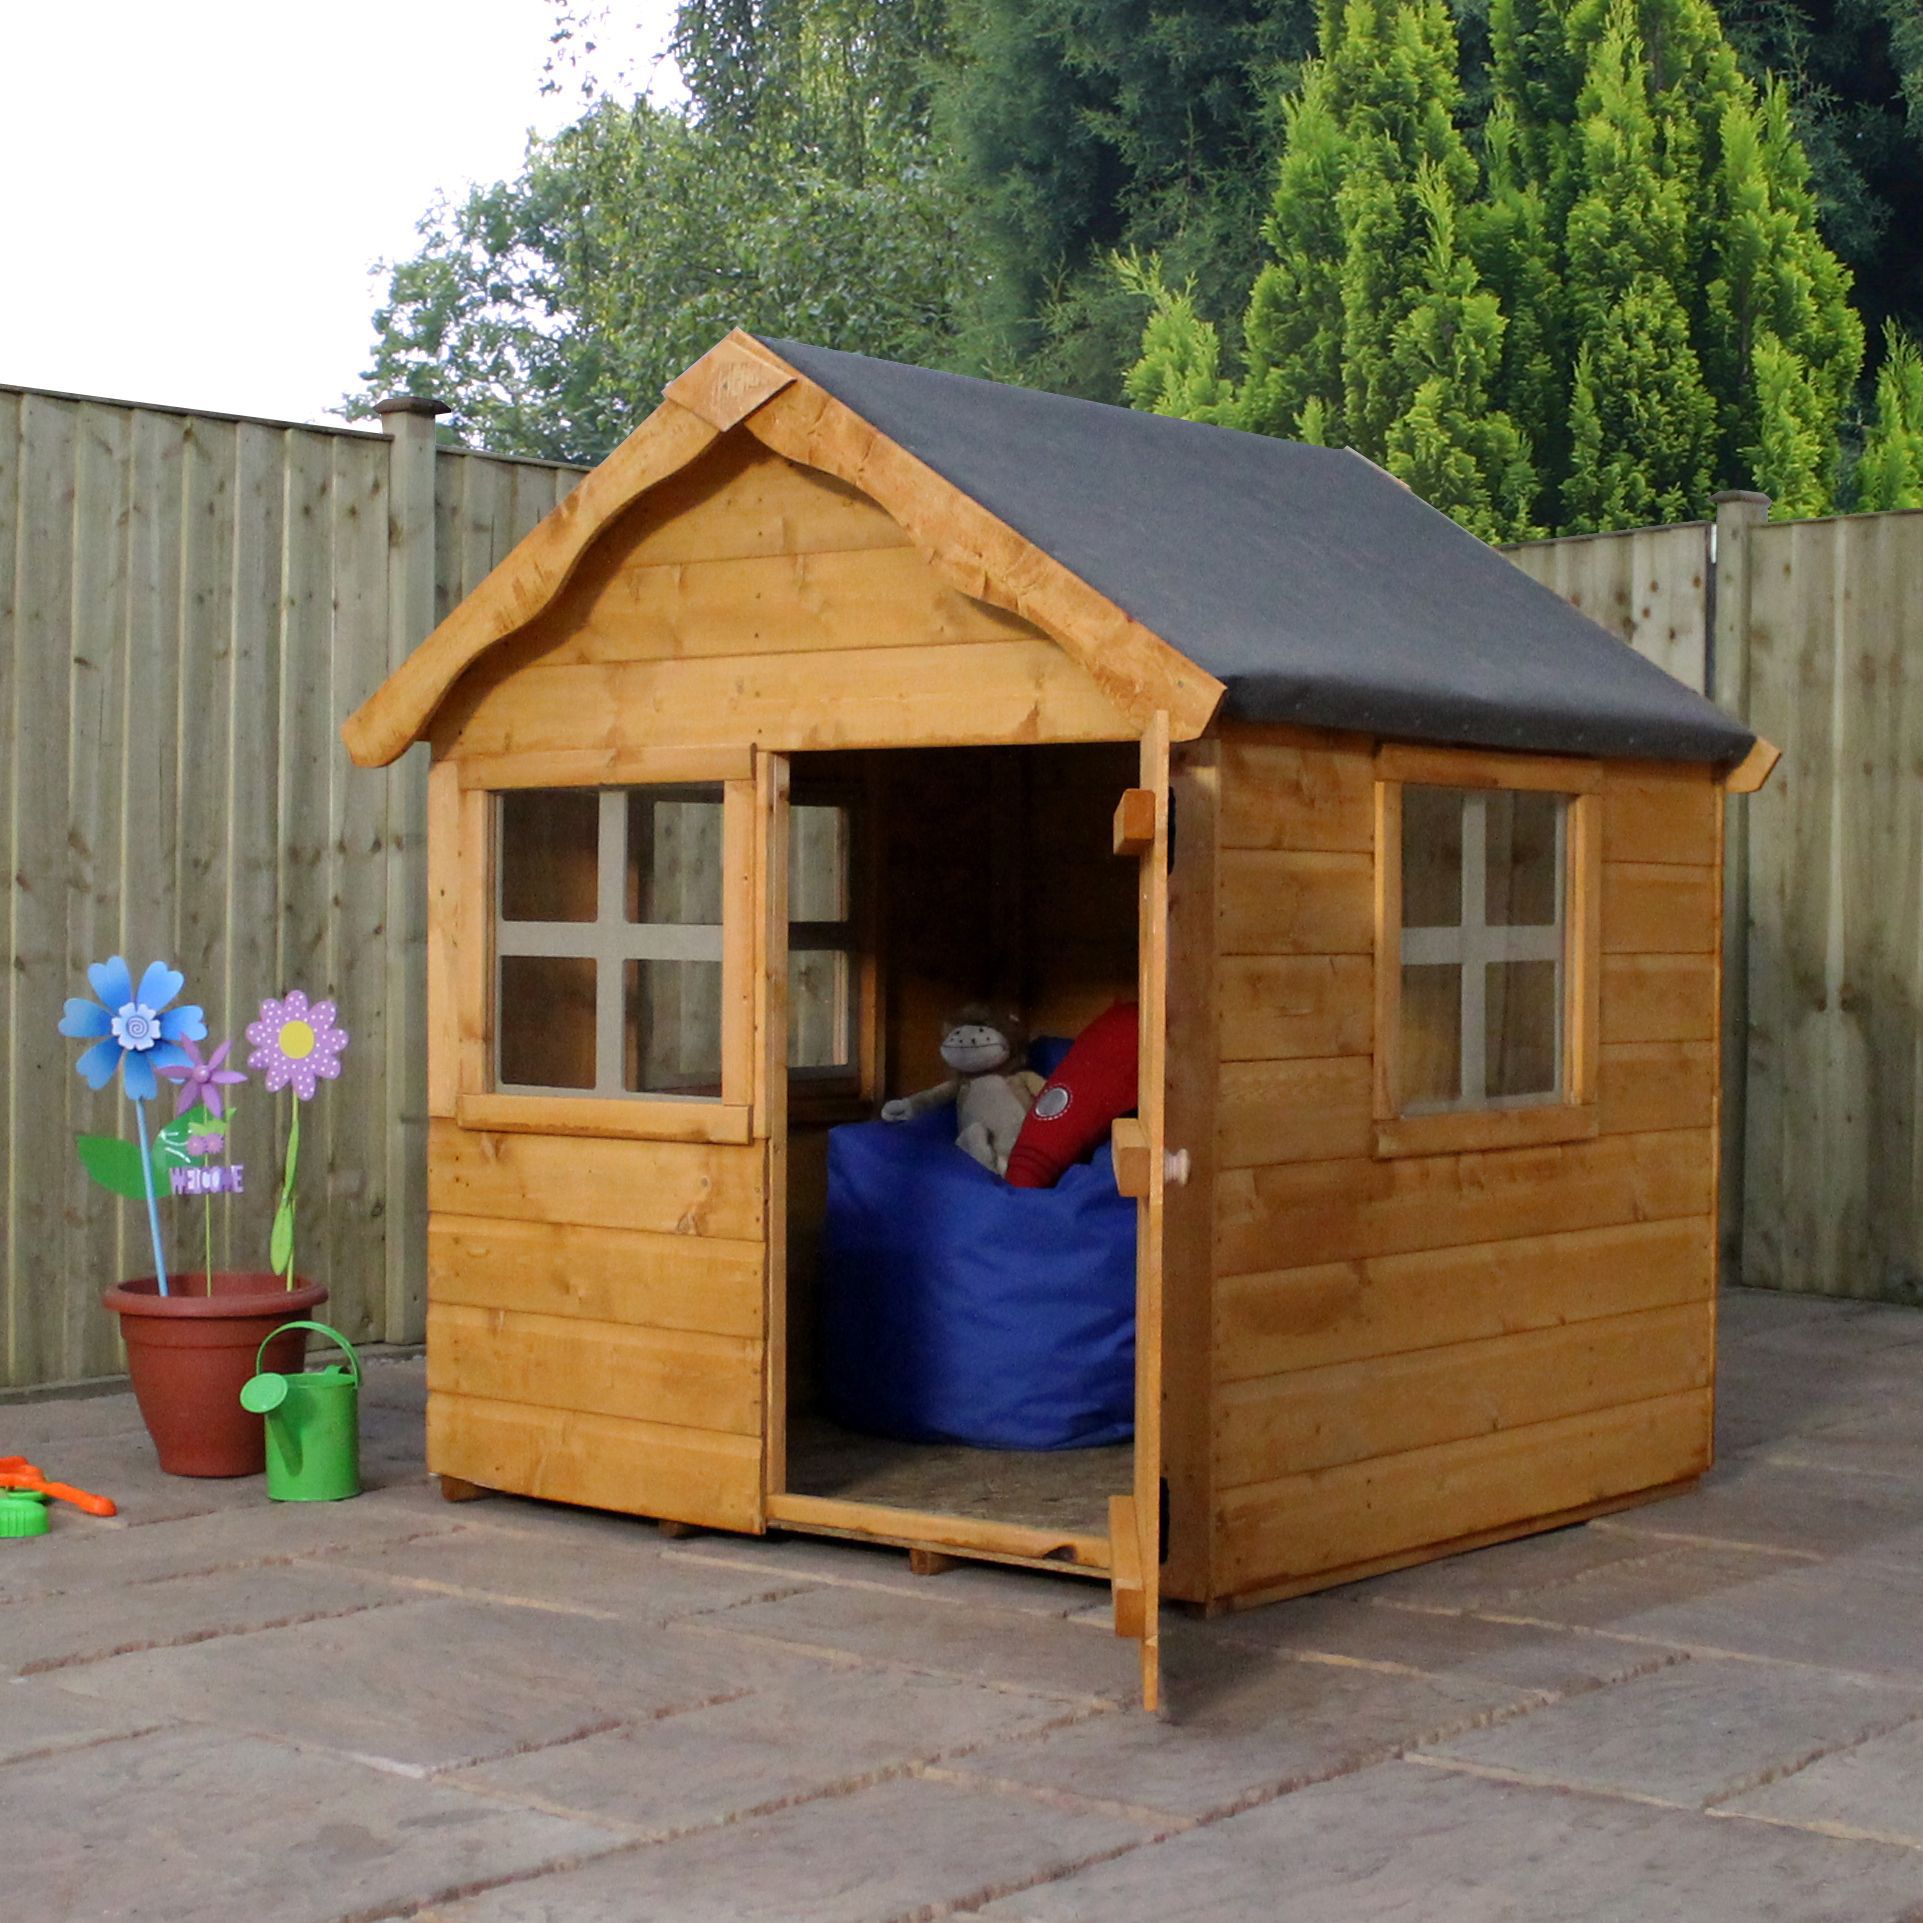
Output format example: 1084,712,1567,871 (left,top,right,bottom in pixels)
280,1101,301,1289
205,1194,214,1293
132,1098,169,1298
